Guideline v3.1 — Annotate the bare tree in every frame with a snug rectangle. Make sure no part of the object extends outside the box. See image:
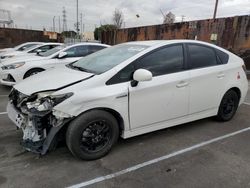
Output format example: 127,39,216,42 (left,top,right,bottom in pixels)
113,9,124,29
162,11,175,24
